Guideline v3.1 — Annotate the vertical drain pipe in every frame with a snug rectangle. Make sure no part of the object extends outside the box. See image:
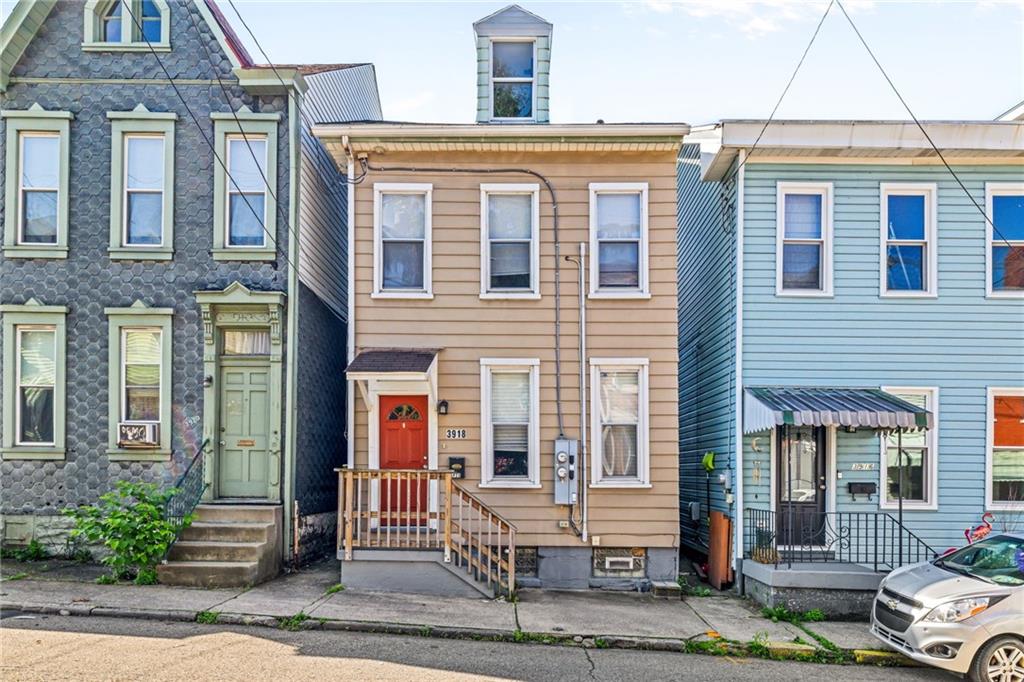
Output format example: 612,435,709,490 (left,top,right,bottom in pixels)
578,242,589,542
